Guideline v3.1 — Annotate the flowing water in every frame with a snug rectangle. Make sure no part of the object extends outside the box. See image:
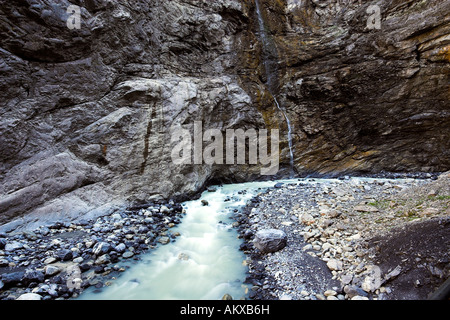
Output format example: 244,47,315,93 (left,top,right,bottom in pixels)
78,179,293,300
255,0,295,176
